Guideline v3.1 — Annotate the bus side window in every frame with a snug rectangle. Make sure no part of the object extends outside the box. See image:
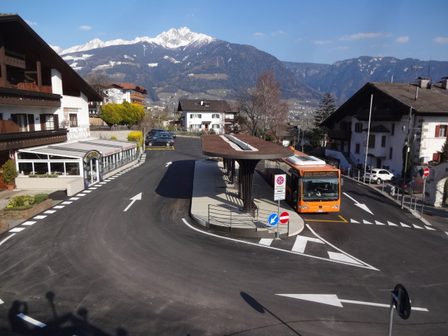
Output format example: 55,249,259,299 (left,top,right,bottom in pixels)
292,174,299,203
